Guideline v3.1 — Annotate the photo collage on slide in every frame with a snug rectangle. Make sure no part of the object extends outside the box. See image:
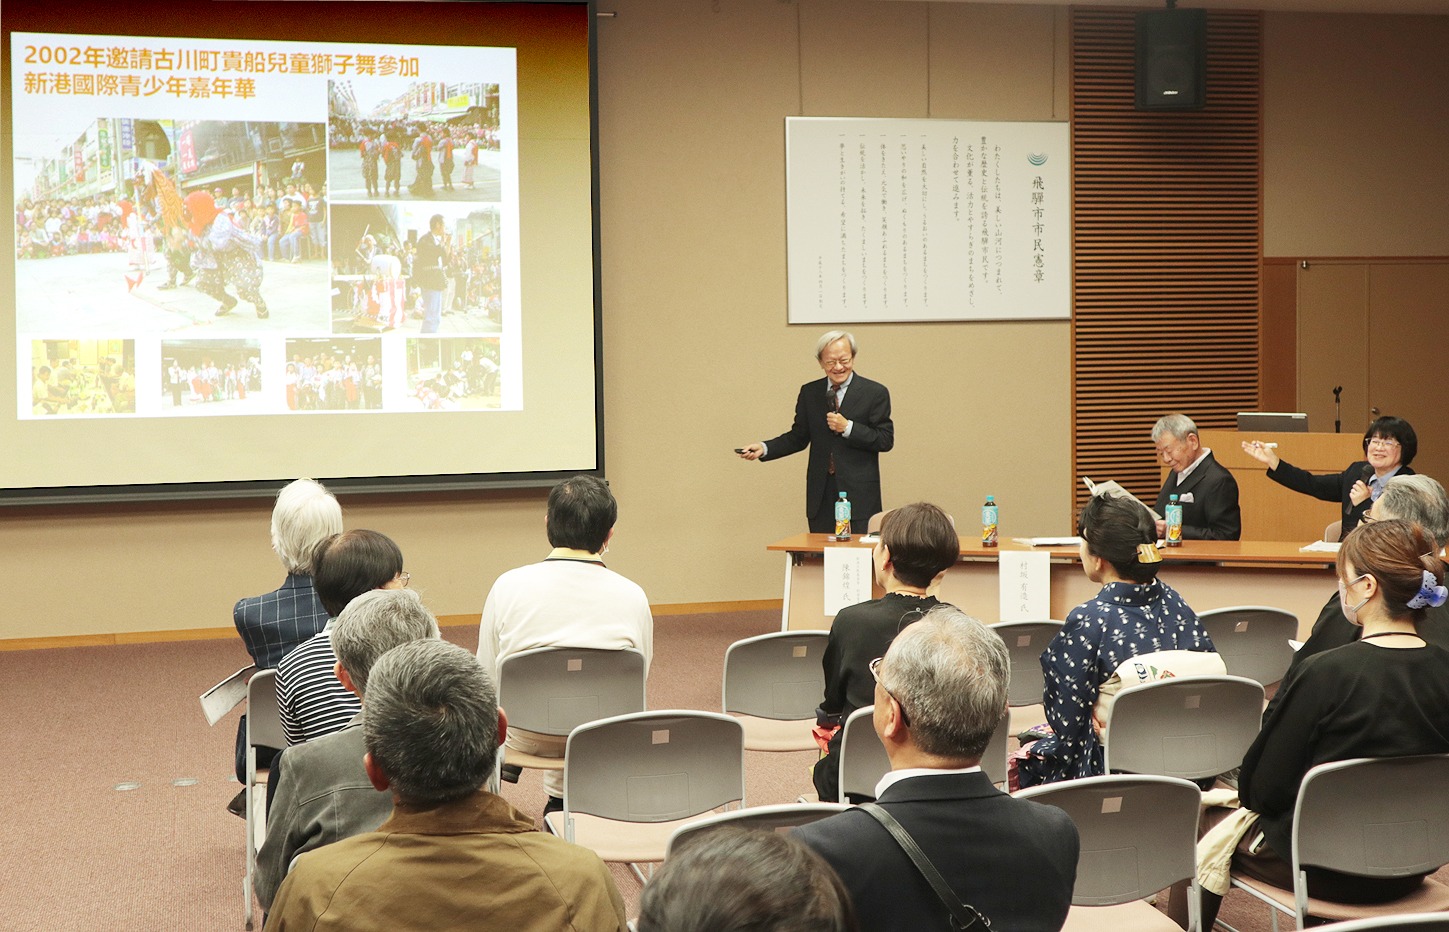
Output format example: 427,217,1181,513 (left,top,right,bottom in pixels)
13,35,518,419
